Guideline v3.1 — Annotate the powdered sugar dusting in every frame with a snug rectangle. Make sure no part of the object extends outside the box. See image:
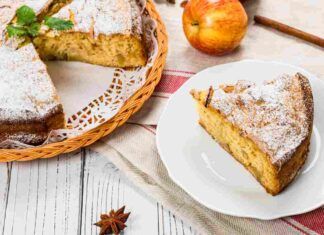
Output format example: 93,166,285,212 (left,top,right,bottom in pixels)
210,74,313,167
53,0,143,38
0,1,158,148
0,44,61,122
